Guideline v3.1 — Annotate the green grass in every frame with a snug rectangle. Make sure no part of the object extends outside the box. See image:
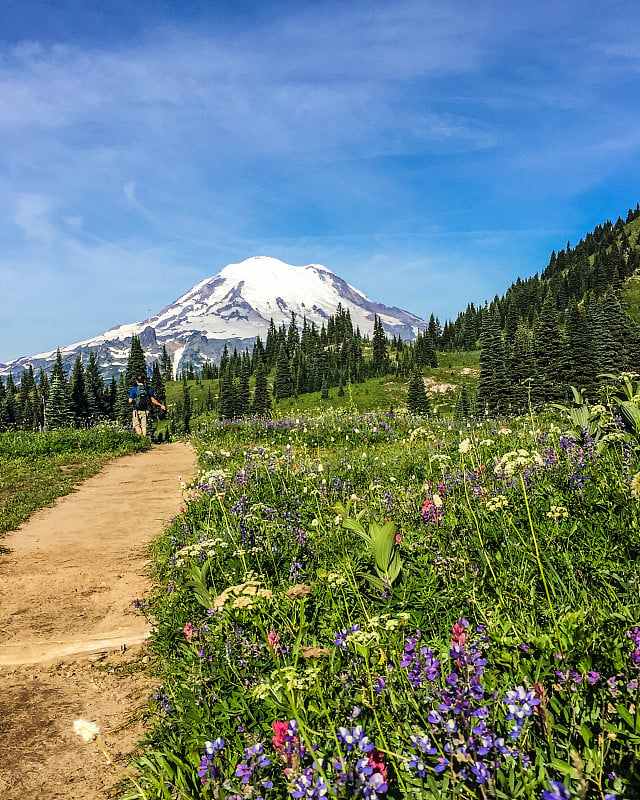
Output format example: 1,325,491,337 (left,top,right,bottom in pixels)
0,427,150,535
